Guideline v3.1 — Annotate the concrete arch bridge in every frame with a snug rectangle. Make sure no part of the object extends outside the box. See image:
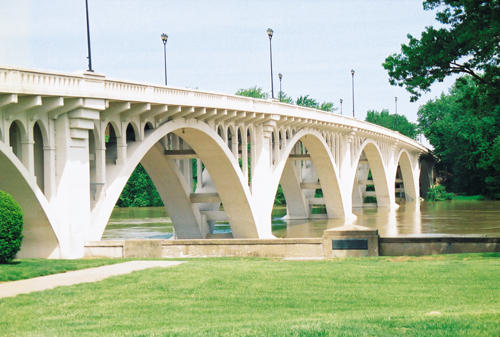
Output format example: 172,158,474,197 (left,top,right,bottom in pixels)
0,66,430,258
